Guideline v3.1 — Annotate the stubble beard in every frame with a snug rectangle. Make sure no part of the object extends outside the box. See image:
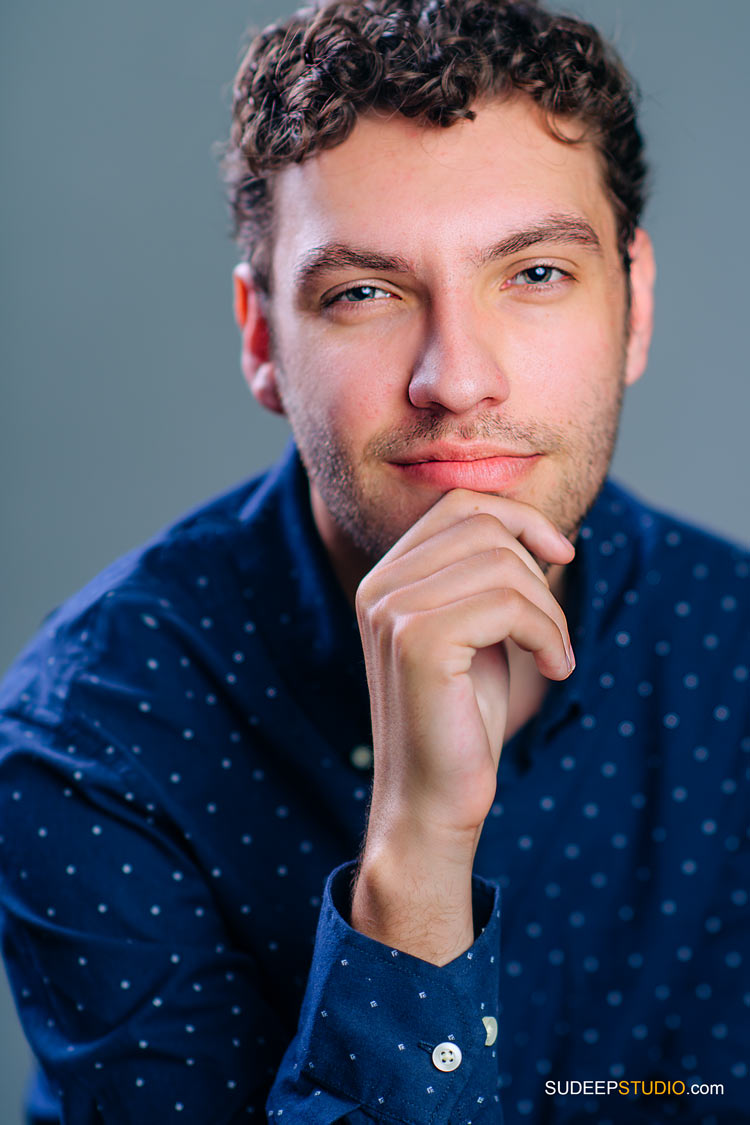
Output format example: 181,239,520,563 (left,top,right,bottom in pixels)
276,367,626,569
